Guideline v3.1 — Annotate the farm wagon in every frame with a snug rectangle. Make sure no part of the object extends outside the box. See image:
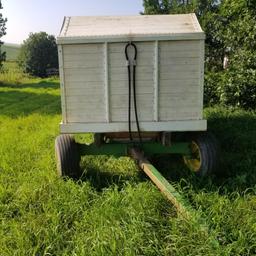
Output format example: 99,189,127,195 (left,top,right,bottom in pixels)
55,14,218,200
